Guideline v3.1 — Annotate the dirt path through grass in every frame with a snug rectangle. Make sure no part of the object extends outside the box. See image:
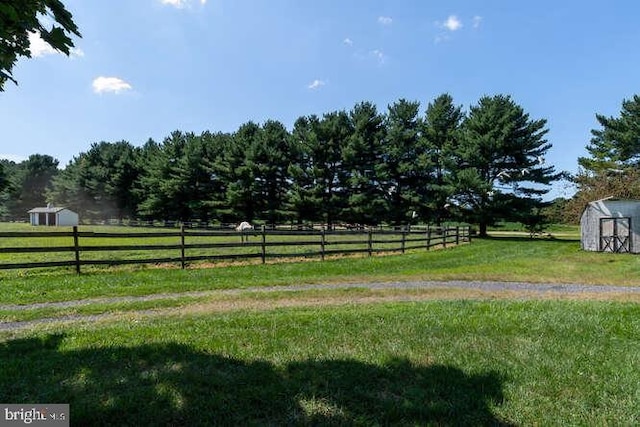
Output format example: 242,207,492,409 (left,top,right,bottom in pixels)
3,280,640,311
3,280,640,332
